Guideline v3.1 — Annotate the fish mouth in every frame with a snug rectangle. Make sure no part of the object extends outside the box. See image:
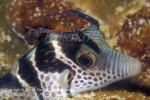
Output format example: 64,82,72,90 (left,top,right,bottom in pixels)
127,58,142,77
